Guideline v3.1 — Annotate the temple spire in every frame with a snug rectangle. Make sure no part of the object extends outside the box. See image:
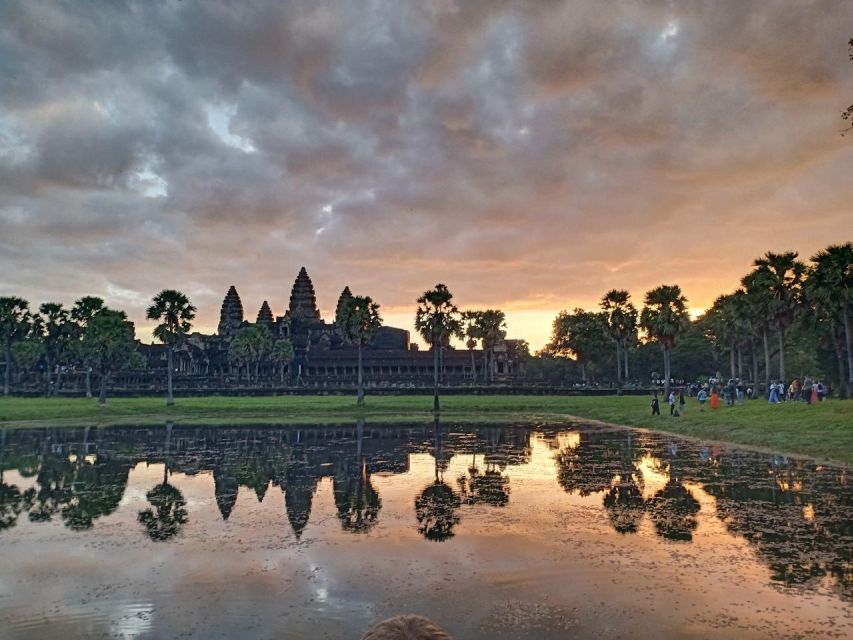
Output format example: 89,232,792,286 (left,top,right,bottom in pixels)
288,267,321,321
256,300,274,329
217,285,243,336
335,286,353,322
